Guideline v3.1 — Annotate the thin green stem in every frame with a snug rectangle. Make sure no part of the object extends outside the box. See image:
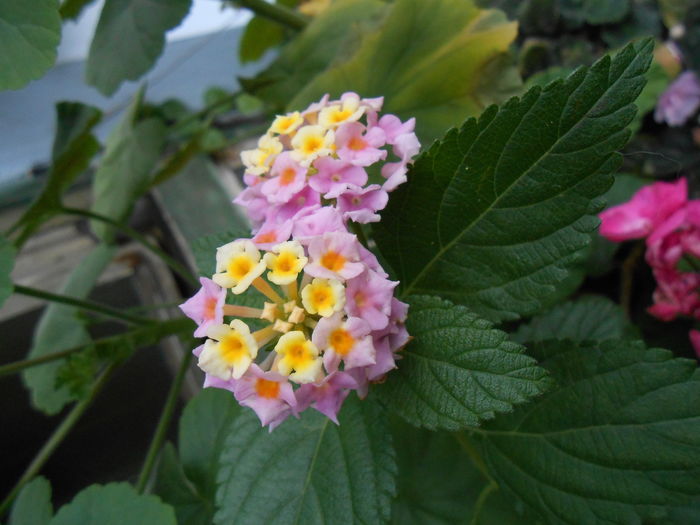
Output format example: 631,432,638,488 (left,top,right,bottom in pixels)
349,221,369,248
136,348,193,492
455,432,496,485
59,206,198,286
233,0,309,30
469,481,497,525
0,364,117,516
0,347,83,377
14,284,150,325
